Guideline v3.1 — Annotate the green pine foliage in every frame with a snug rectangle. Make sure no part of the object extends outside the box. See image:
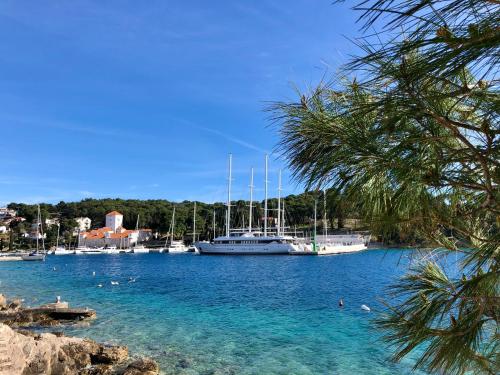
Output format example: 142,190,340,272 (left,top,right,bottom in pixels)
271,1,499,374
